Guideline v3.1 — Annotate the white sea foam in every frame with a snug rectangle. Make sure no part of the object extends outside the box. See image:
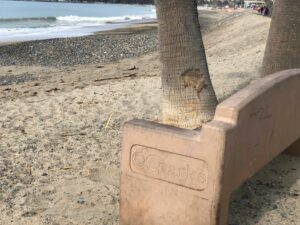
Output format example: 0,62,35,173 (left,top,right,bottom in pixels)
0,14,156,42
0,1,156,42
0,26,85,41
56,14,156,26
